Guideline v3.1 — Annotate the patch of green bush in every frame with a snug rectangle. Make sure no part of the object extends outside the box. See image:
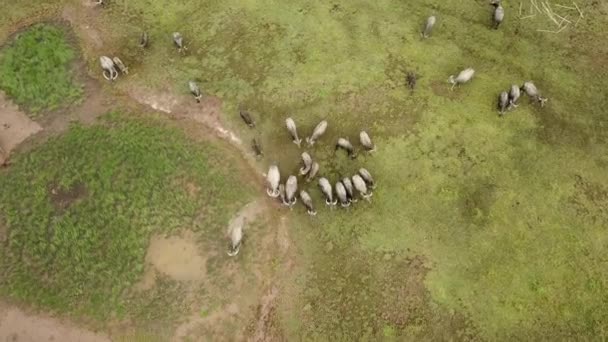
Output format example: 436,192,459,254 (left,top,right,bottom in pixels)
0,24,82,114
